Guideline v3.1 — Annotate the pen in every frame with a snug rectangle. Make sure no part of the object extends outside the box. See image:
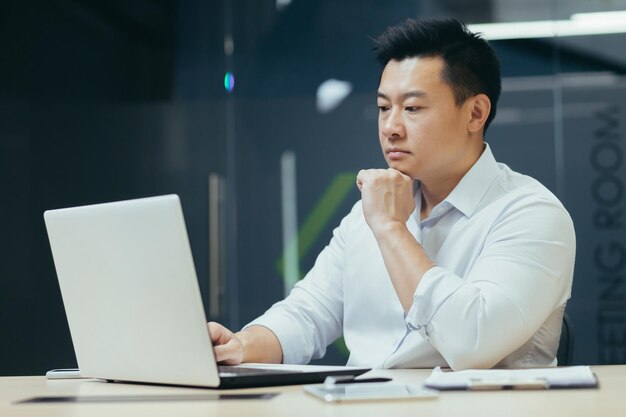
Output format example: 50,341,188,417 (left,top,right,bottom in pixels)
323,376,392,386
346,377,392,384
